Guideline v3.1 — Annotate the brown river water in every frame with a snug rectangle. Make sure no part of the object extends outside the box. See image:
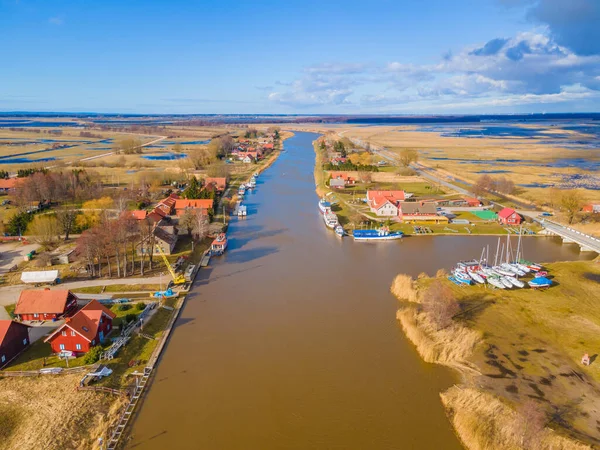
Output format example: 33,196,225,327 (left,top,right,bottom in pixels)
128,132,594,449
